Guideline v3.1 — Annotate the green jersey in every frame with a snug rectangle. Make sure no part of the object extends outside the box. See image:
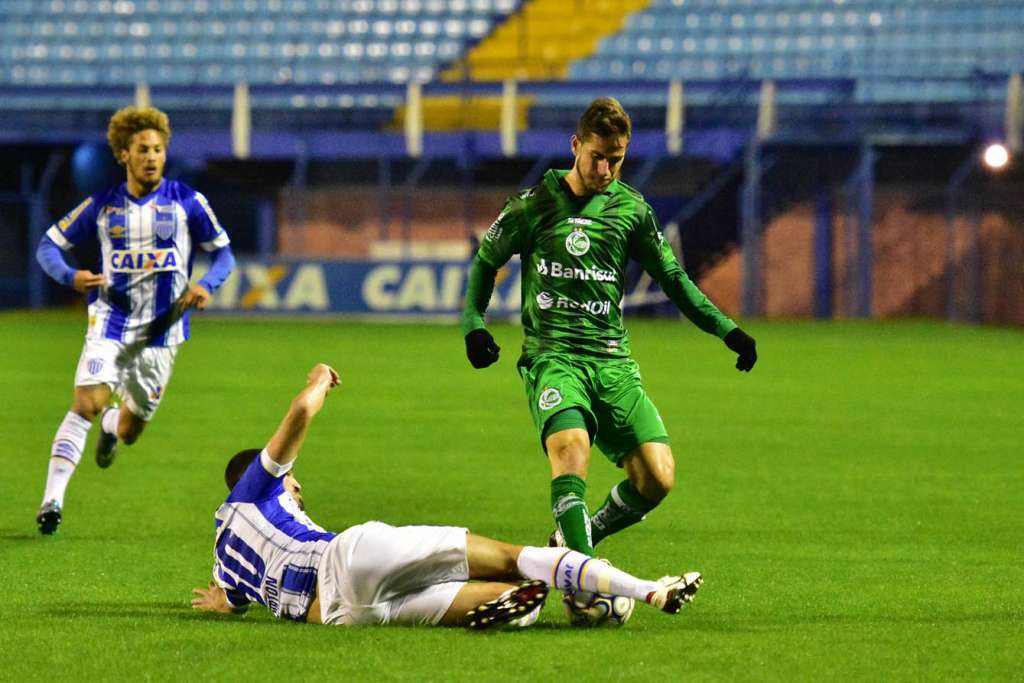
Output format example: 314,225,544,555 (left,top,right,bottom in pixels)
464,169,736,360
